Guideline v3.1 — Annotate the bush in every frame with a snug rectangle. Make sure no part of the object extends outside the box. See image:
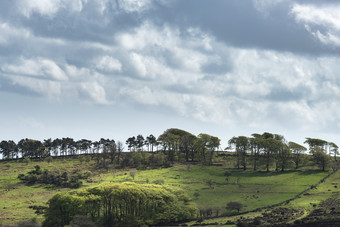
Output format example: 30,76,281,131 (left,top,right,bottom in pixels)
18,167,88,188
226,201,243,213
